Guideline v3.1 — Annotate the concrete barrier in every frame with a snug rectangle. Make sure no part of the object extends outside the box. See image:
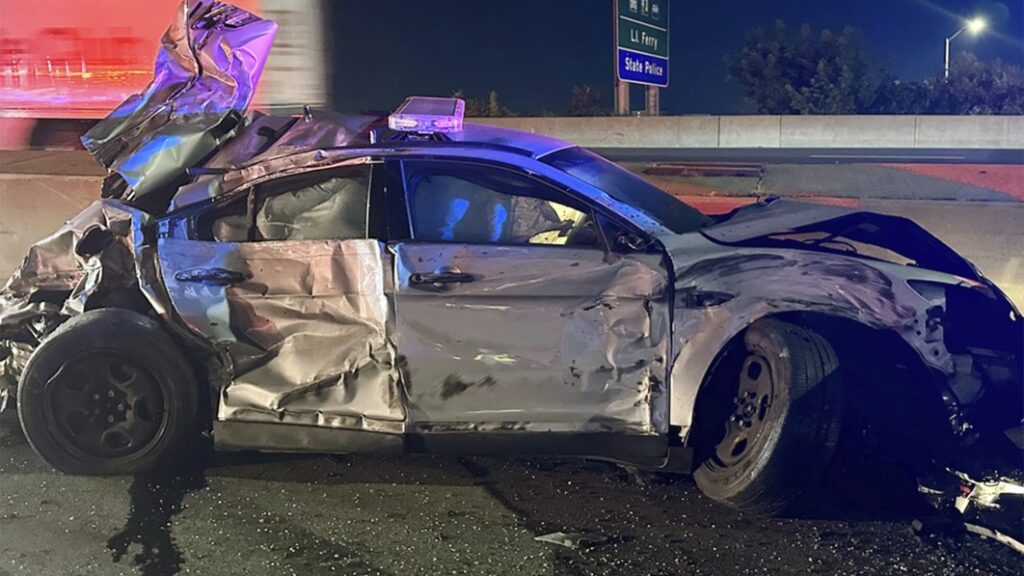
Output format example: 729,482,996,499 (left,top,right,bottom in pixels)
481,116,720,148
780,115,917,148
719,116,781,148
474,115,1024,149
915,116,1024,149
